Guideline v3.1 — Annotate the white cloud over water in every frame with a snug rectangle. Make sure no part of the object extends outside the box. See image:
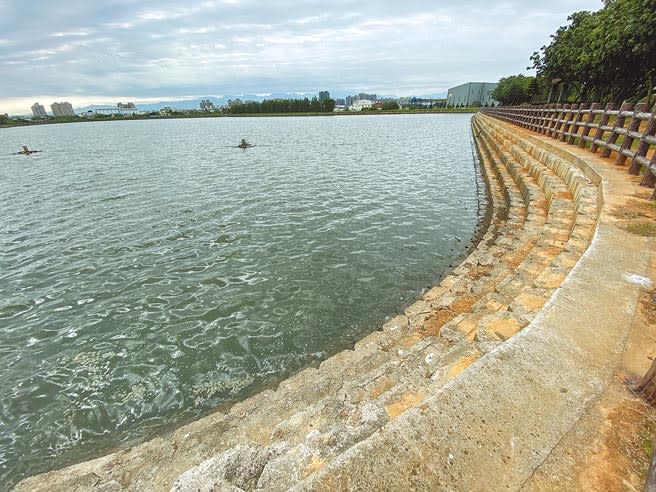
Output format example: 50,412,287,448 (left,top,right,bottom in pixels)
1,0,602,114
